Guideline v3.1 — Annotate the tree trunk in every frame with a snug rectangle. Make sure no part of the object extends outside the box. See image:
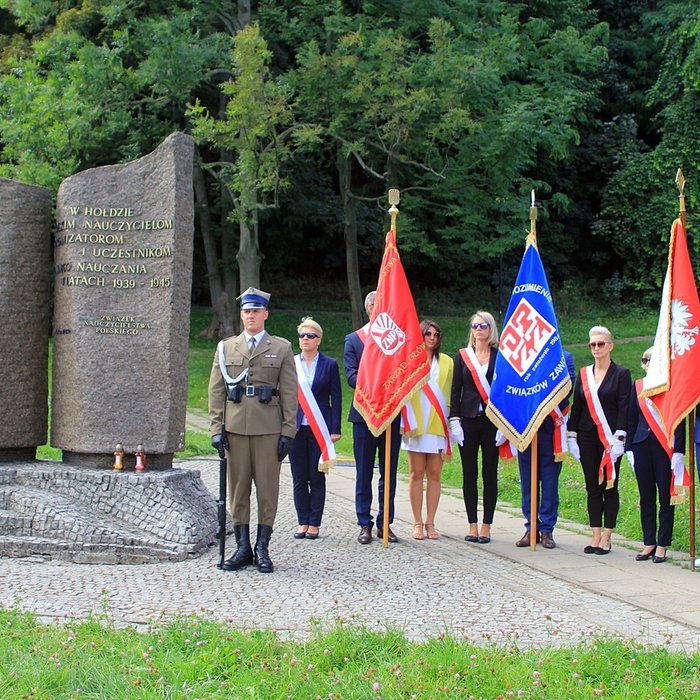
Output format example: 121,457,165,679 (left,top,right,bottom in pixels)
237,0,250,29
236,197,262,291
193,150,236,339
338,150,364,329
